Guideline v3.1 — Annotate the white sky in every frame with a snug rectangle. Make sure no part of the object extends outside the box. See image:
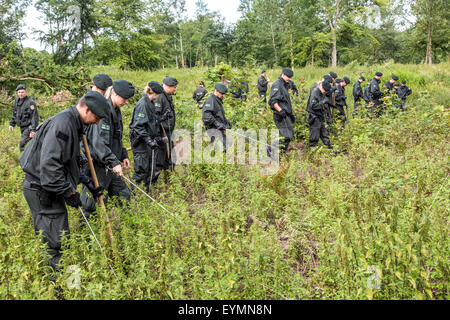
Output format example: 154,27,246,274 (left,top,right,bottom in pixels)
21,0,242,51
